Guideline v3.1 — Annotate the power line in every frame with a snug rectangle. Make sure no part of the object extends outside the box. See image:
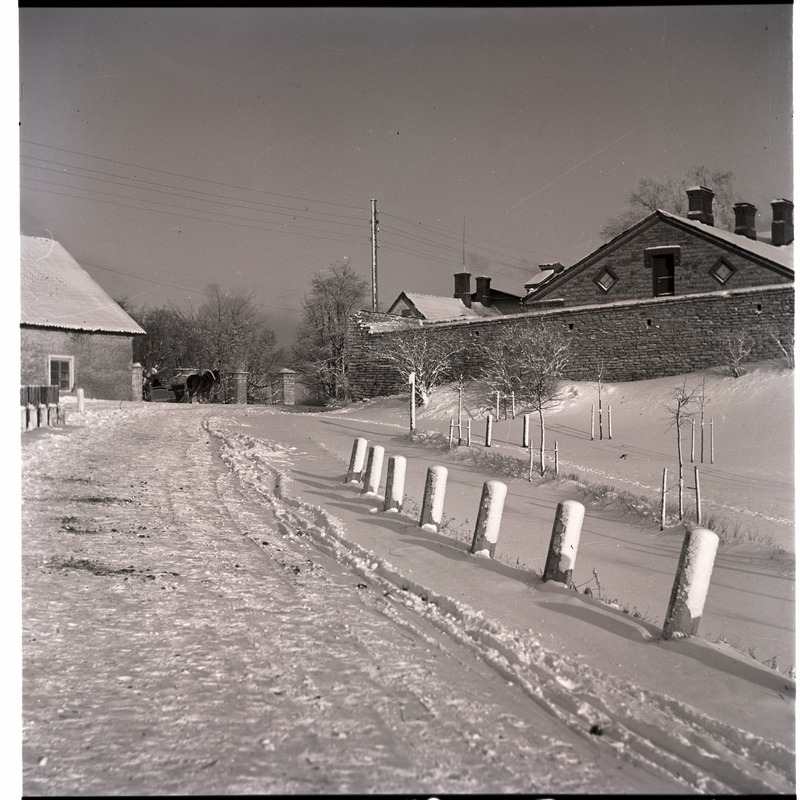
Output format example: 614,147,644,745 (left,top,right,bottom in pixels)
21,156,366,225
21,139,365,212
